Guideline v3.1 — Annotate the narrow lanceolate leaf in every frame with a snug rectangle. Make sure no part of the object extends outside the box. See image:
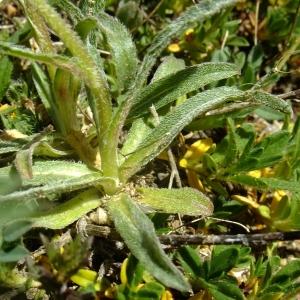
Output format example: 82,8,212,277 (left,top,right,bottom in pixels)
249,90,292,114
120,87,244,181
0,56,13,99
137,187,214,216
31,189,102,229
129,63,240,120
14,129,51,180
0,174,114,203
107,194,191,292
0,42,81,75
228,175,300,193
97,12,138,92
136,0,238,89
151,55,186,83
